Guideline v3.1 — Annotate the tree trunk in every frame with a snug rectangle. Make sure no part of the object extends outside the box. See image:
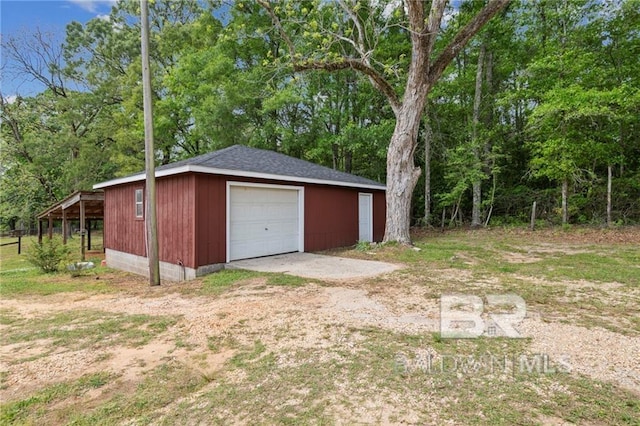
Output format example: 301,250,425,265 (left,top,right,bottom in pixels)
607,164,612,227
471,45,486,228
382,1,431,244
345,149,353,174
384,106,424,244
423,104,432,226
561,179,568,225
471,182,482,227
483,48,496,227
